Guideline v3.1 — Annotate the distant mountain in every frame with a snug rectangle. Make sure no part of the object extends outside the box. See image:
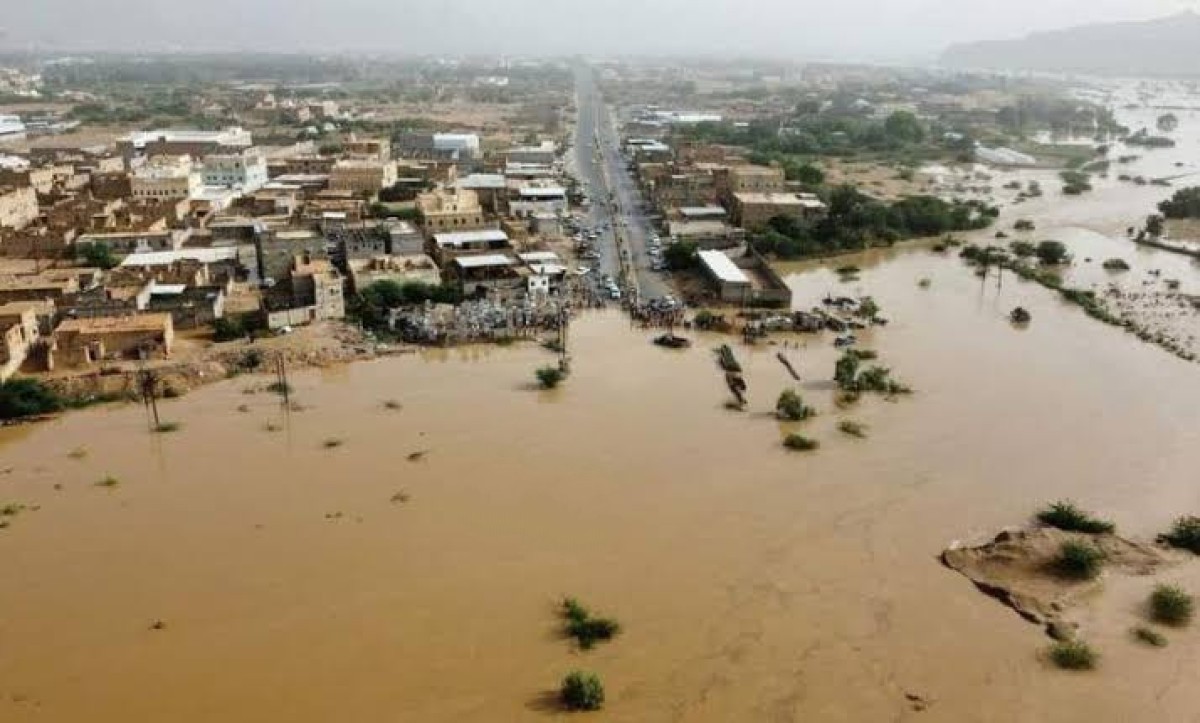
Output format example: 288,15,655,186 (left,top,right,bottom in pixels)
941,12,1200,77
